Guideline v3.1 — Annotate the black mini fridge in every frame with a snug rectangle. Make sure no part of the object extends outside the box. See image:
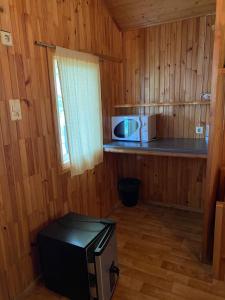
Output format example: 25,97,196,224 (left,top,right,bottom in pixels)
38,213,119,300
